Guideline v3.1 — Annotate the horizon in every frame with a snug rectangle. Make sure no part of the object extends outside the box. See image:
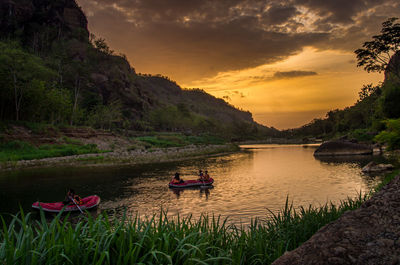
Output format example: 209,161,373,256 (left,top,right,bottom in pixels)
77,0,398,129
